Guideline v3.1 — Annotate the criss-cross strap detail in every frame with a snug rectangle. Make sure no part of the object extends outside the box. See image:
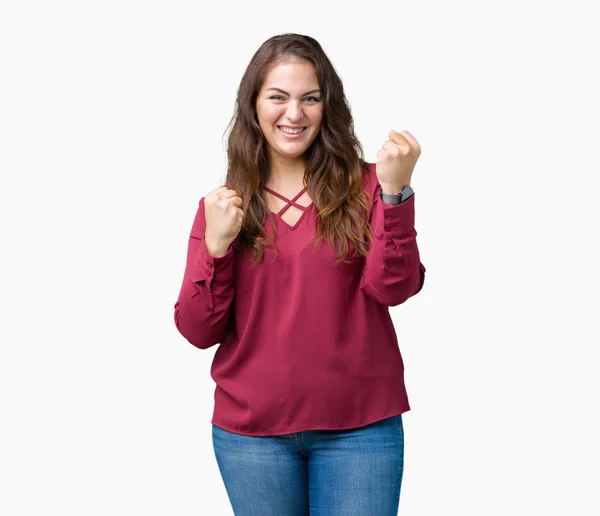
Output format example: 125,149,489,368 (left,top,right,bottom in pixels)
263,185,309,216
